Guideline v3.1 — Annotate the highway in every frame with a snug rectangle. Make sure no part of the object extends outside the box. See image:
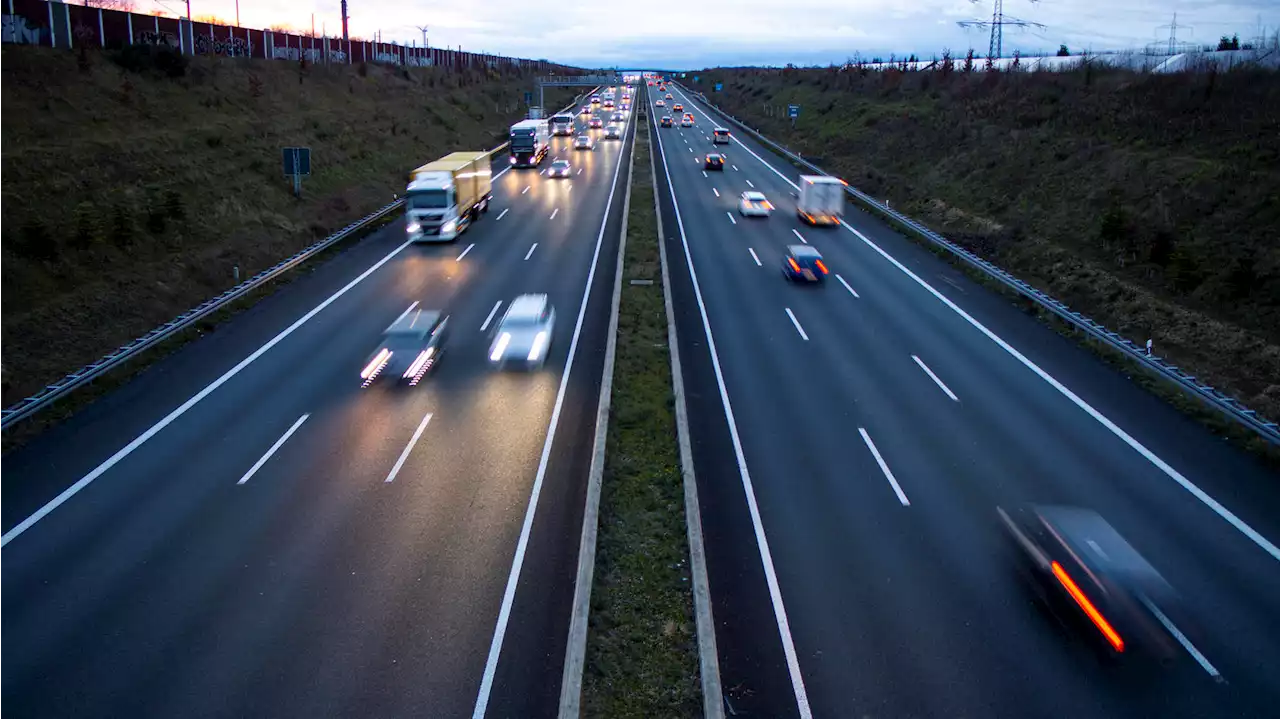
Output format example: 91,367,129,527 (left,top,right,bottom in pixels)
649,82,1280,717
2,100,634,718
